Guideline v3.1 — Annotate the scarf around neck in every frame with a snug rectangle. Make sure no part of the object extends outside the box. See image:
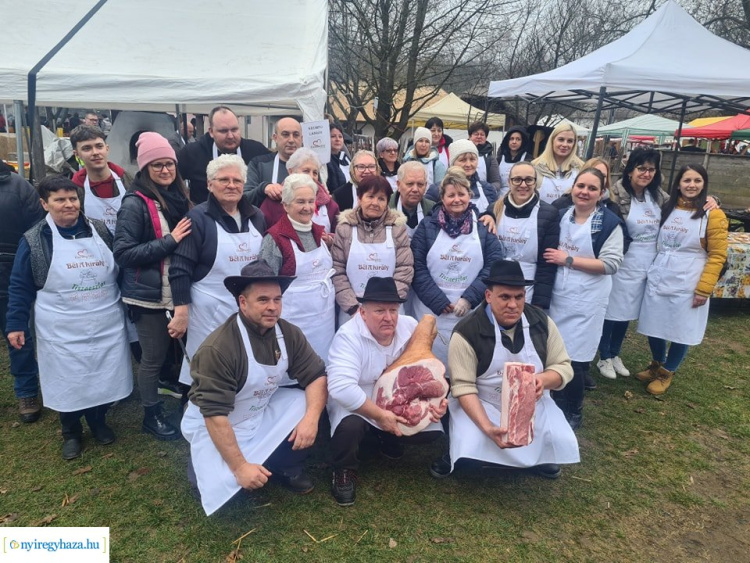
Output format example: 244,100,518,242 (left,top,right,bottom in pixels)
437,203,477,238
